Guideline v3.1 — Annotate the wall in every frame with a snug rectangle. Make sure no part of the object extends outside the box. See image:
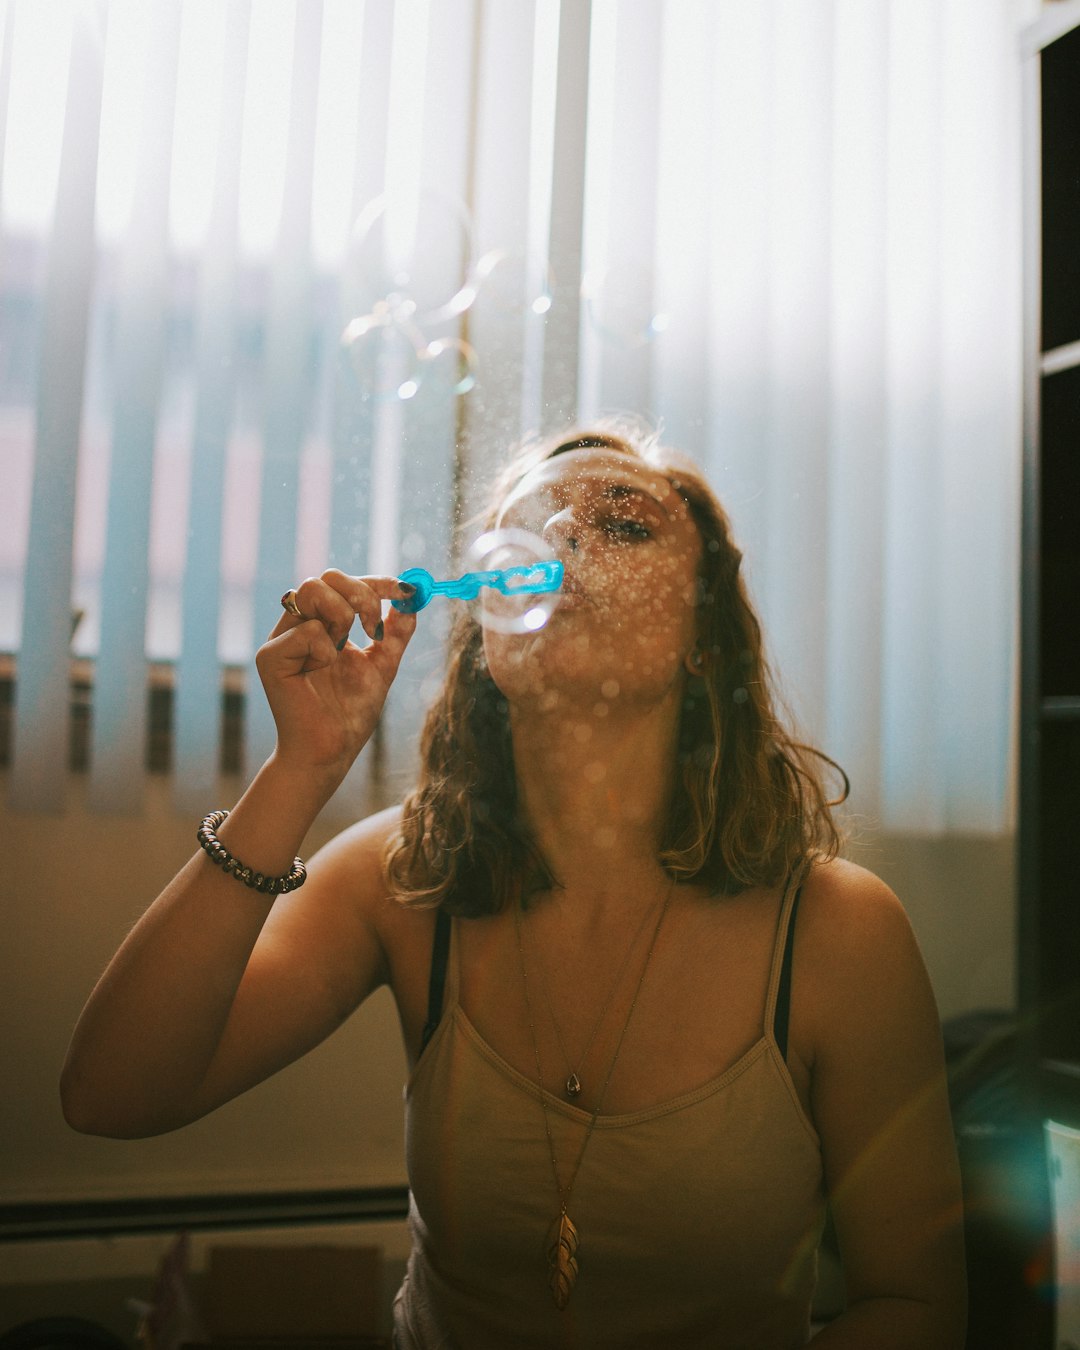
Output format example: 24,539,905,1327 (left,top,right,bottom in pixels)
0,774,1017,1296
847,829,1017,1021
2,773,410,1210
